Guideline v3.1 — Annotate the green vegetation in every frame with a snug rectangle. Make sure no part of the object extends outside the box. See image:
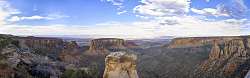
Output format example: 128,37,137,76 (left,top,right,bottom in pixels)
62,65,101,78
0,35,19,50
62,69,92,78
